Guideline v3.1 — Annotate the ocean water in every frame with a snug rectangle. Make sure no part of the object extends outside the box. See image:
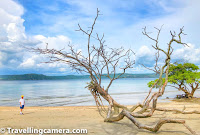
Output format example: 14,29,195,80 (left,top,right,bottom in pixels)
0,78,199,106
